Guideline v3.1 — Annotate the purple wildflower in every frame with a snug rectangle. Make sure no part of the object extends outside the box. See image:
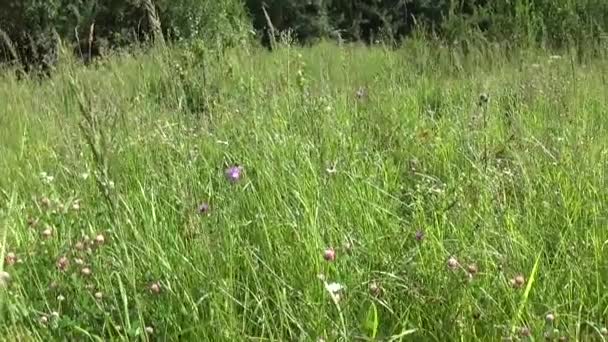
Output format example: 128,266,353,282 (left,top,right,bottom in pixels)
197,202,210,214
225,165,243,183
415,230,425,242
